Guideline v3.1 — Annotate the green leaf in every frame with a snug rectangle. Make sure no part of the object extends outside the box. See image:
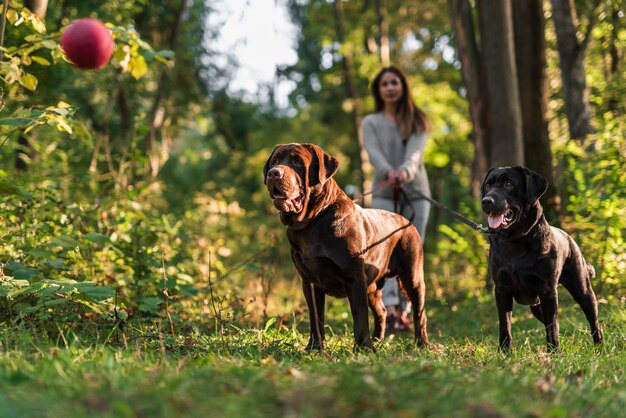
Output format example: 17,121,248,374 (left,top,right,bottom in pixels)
48,235,80,250
30,56,51,66
40,297,71,307
41,40,56,49
156,50,175,59
139,297,162,314
263,317,277,333
18,73,38,91
116,310,129,321
0,177,26,196
0,117,34,127
27,248,52,259
83,232,111,244
41,258,67,269
73,282,115,301
6,262,41,280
